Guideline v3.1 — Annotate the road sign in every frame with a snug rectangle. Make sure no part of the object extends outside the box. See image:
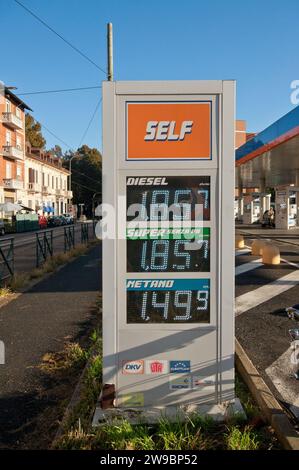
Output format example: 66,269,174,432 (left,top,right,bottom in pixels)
101,81,235,412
